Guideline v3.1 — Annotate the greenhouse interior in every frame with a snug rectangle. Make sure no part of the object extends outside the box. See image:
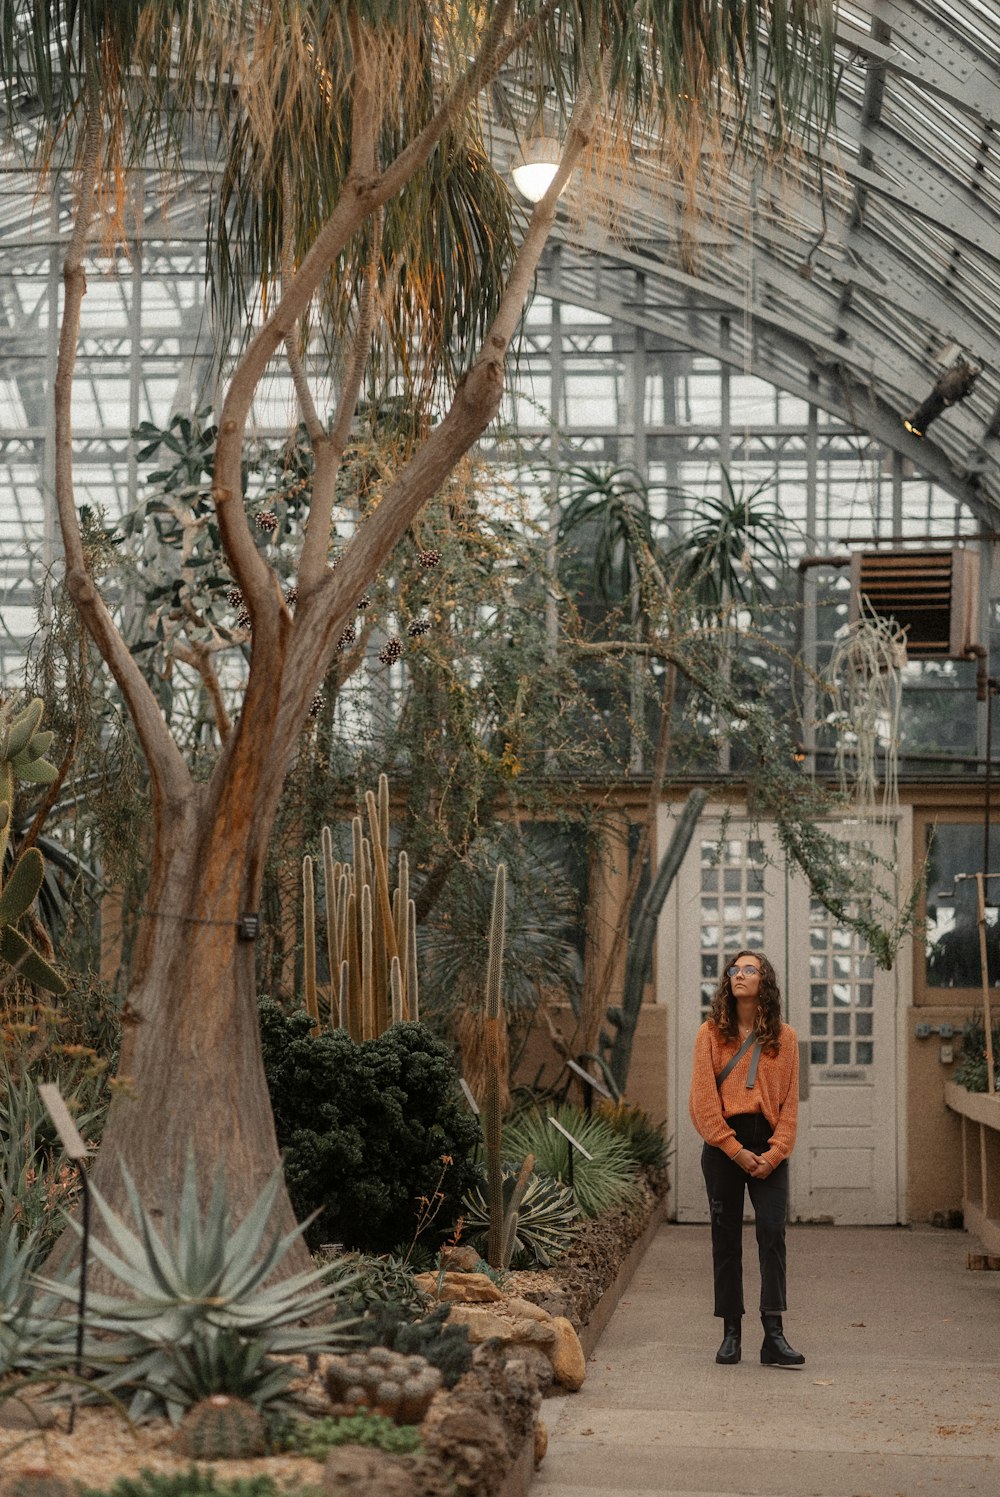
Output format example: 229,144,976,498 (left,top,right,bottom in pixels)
1,4,1000,1495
